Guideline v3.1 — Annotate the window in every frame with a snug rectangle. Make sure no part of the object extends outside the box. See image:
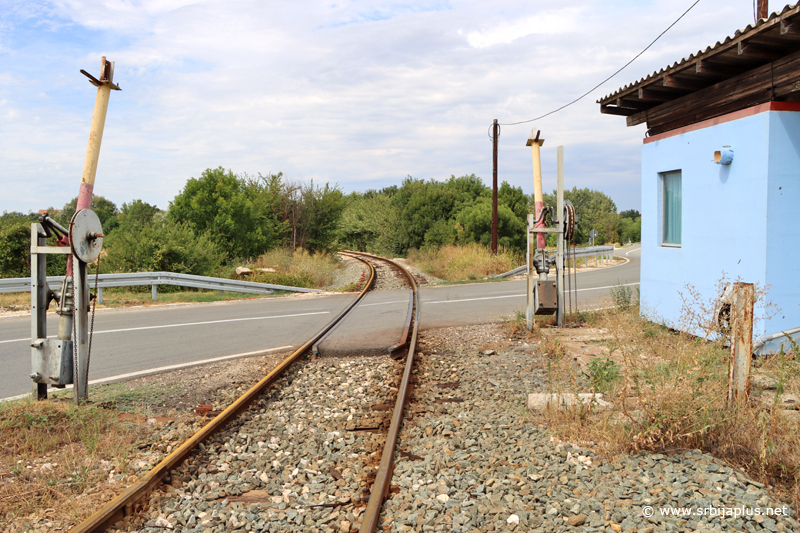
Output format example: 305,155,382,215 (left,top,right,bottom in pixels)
661,170,681,246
